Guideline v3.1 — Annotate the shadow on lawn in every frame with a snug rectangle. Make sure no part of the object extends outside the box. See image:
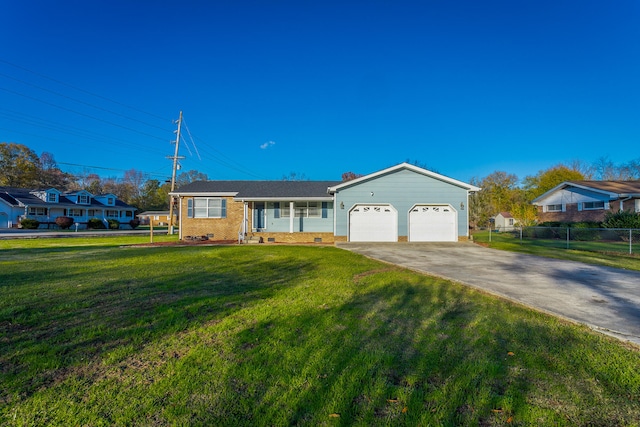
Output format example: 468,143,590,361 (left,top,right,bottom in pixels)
210,272,638,426
0,246,316,404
